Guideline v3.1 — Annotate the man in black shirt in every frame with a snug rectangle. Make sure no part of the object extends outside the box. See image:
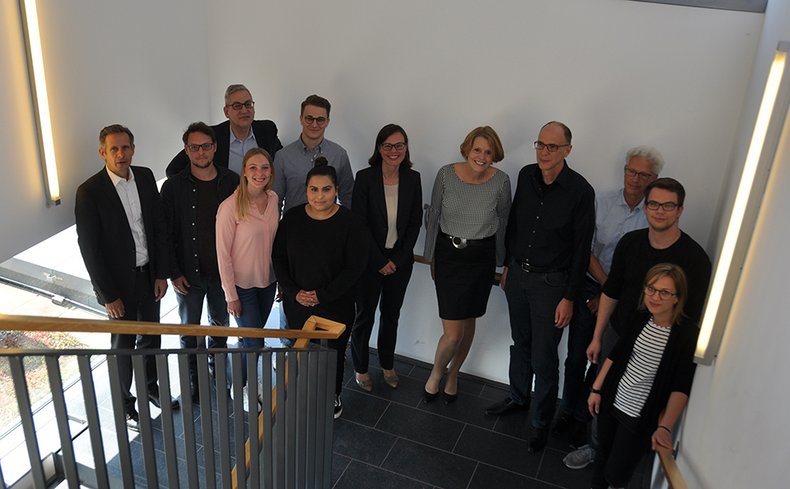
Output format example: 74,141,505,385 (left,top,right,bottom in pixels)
486,121,595,453
161,122,239,403
586,178,712,364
